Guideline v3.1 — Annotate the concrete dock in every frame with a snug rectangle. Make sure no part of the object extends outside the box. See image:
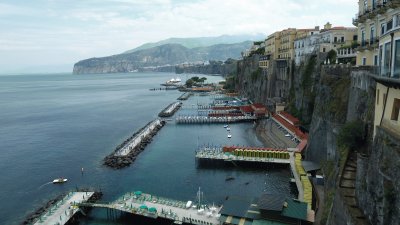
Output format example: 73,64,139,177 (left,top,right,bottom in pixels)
158,102,182,117
177,92,193,100
115,119,162,156
77,192,221,225
195,148,292,165
33,192,94,225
